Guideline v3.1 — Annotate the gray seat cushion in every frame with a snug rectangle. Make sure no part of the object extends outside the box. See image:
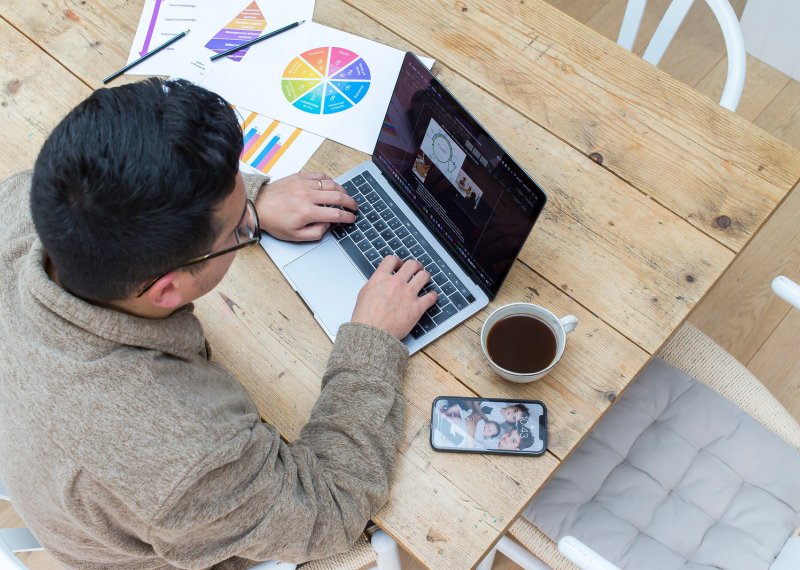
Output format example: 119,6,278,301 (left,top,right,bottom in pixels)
525,358,800,570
